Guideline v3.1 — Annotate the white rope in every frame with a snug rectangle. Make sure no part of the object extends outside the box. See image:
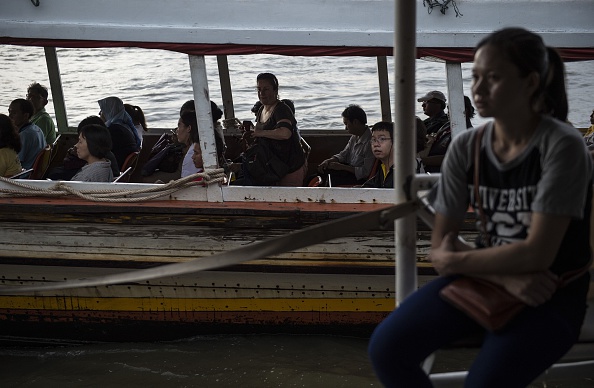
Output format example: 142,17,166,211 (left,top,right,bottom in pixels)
0,168,227,202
